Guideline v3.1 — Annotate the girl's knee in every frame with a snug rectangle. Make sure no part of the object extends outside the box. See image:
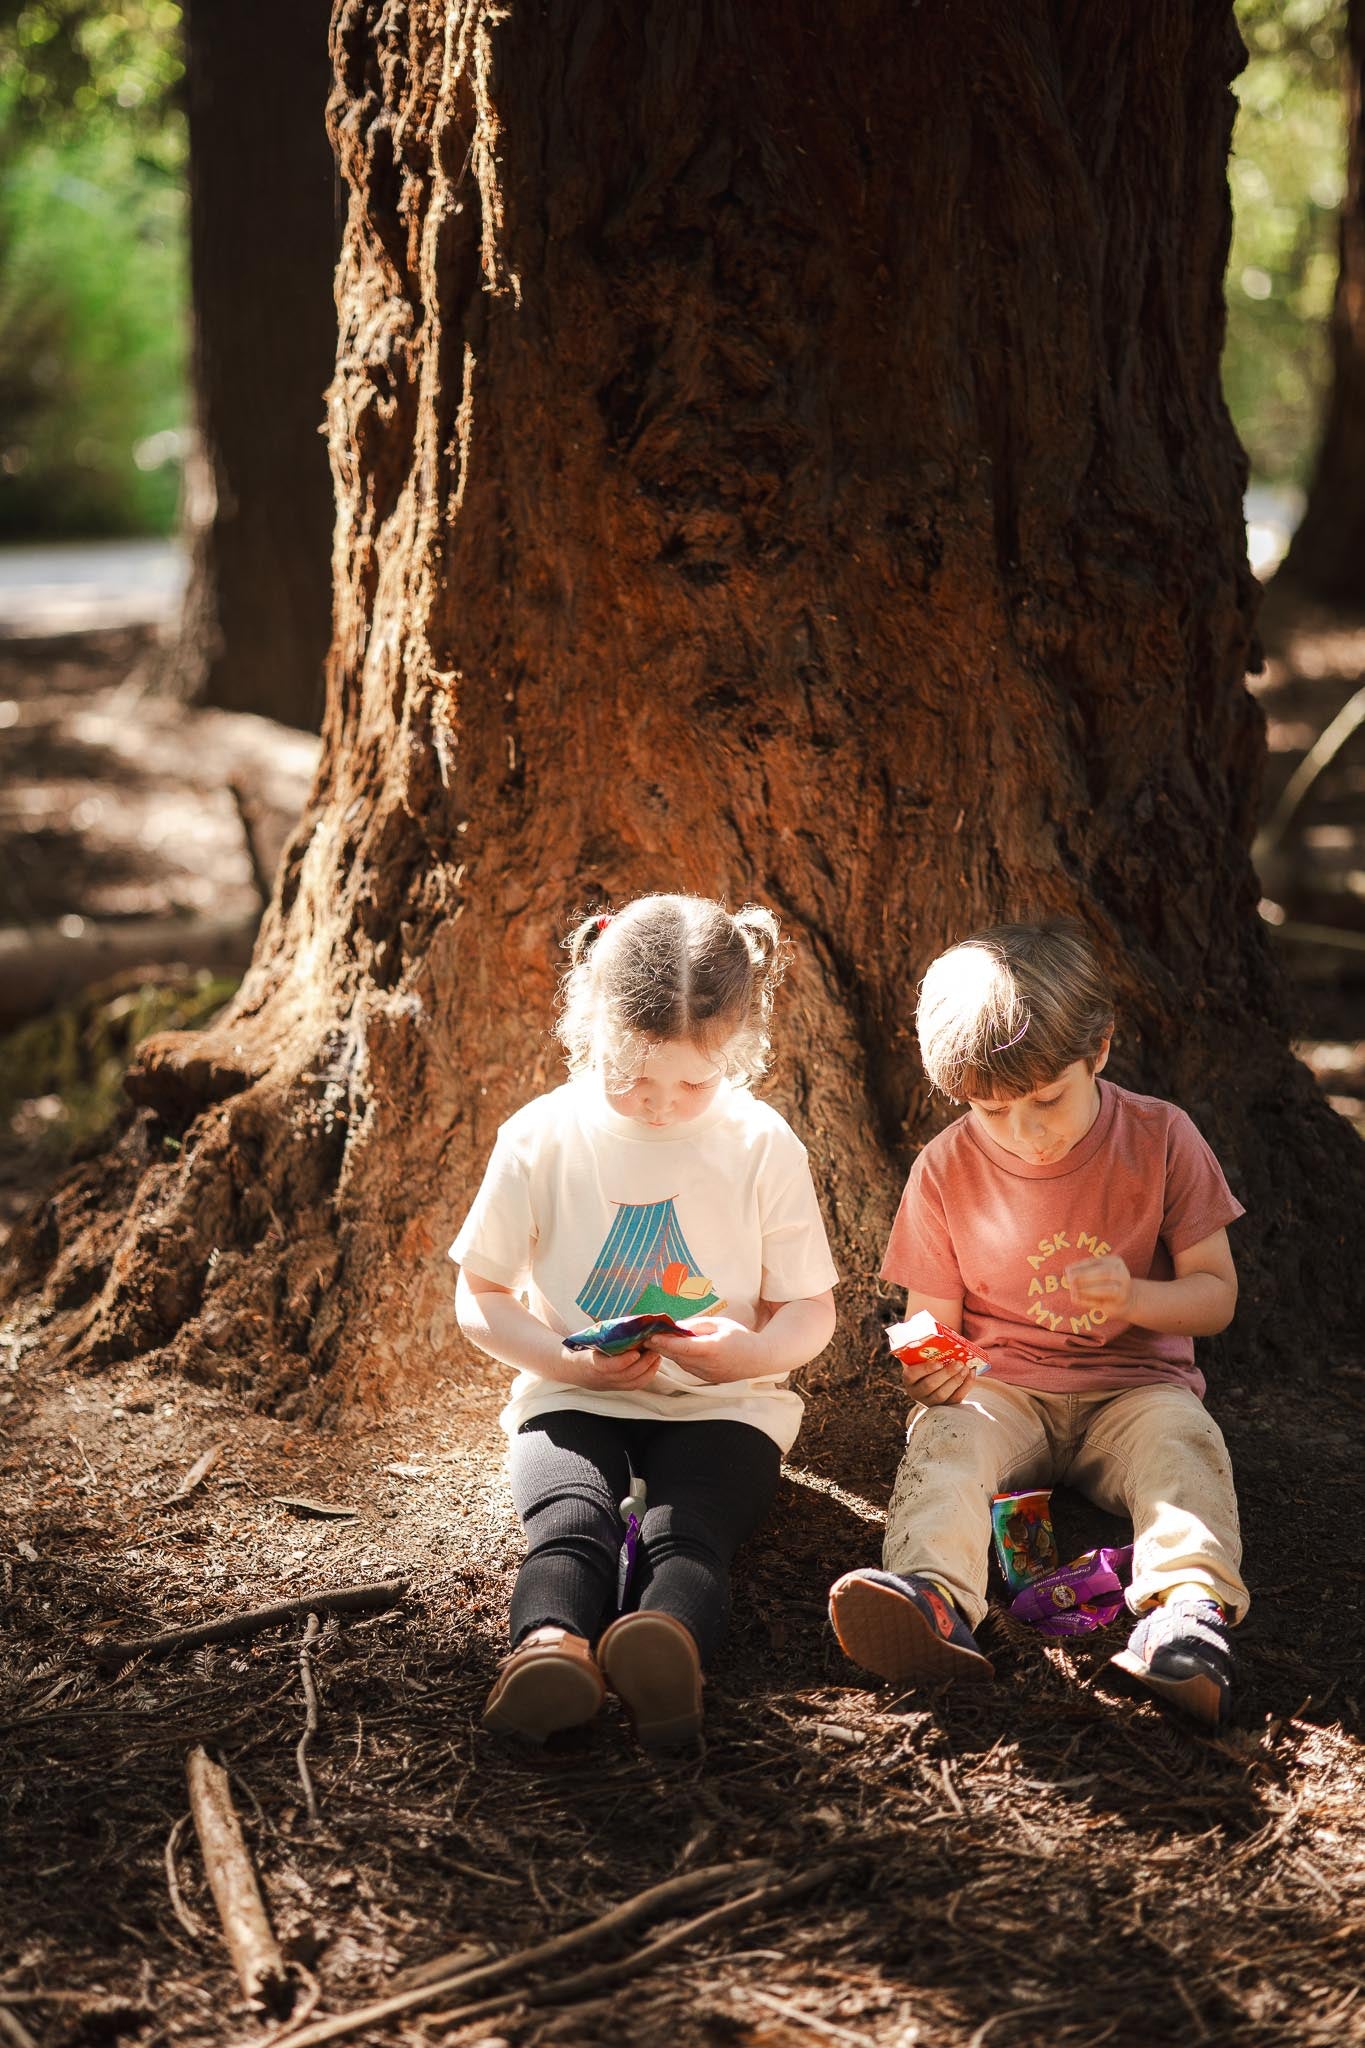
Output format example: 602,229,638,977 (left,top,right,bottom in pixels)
523,1488,621,1547
639,1503,724,1566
